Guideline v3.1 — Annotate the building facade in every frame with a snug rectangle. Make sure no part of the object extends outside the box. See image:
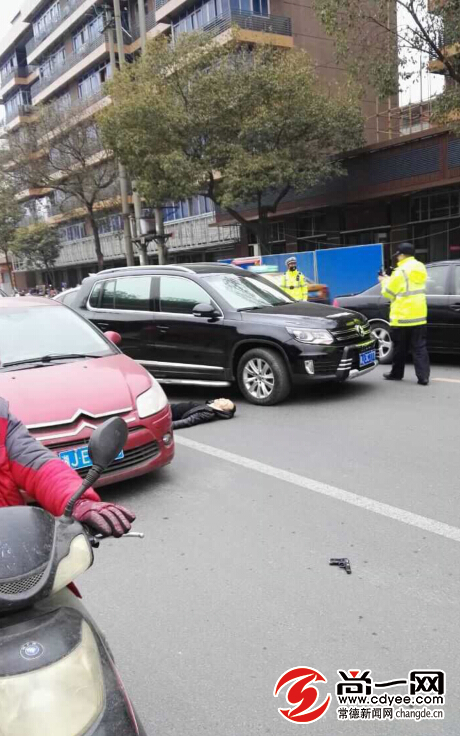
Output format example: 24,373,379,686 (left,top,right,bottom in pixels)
1,0,386,288
215,125,460,266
